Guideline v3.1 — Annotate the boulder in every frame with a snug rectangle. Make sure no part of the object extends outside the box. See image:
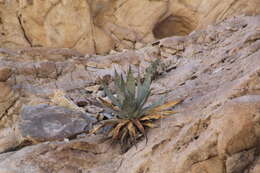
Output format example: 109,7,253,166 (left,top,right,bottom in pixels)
18,104,96,142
